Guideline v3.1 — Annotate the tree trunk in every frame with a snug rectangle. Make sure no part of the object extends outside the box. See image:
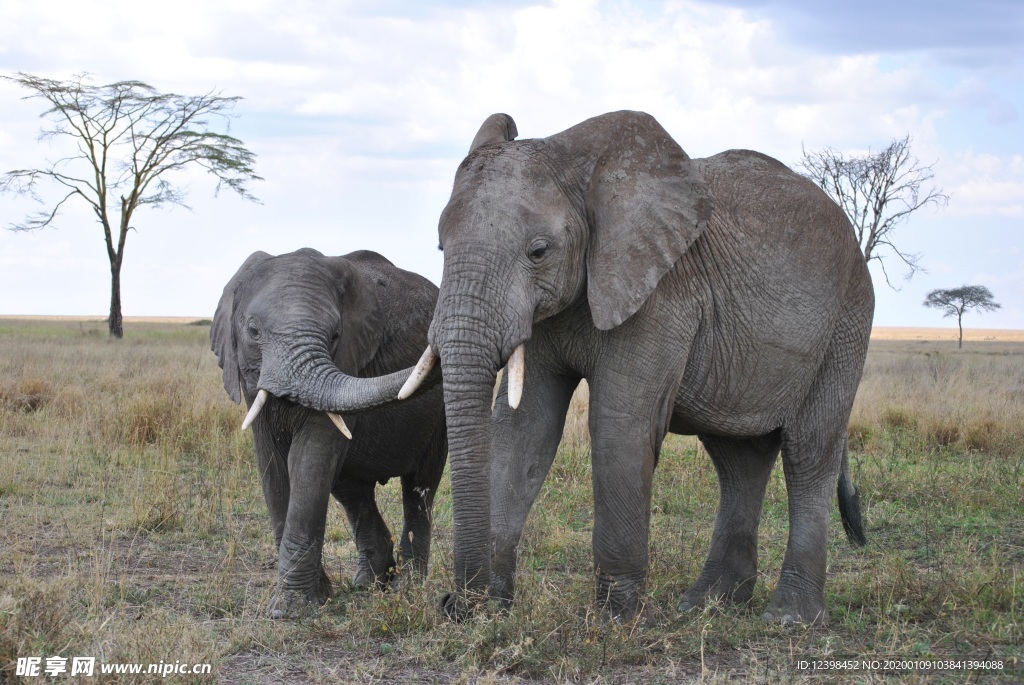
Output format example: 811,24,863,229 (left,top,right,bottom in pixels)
957,313,963,349
106,205,129,340
108,259,123,339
